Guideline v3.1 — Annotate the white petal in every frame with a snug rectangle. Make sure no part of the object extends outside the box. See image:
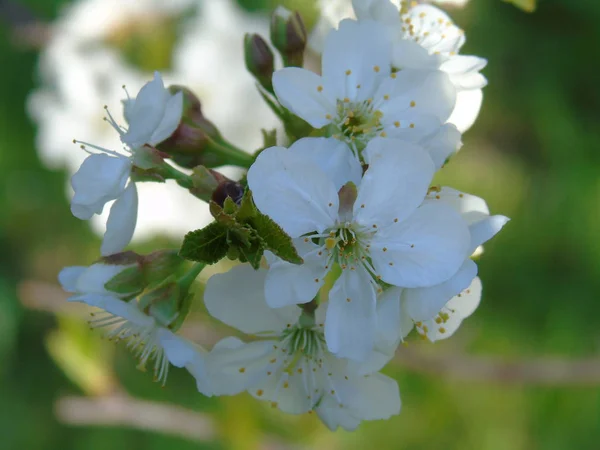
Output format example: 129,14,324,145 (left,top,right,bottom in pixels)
58,266,87,292
204,265,301,334
377,69,456,123
289,137,362,189
448,88,483,133
71,153,131,219
101,183,138,256
449,276,482,319
322,19,392,101
207,339,276,395
468,215,509,254
247,146,338,237
122,72,171,148
403,259,477,322
249,370,312,414
441,56,488,90
352,0,400,26
420,123,462,169
375,286,402,344
425,187,490,224
355,138,435,226
391,40,439,71
272,68,333,128
418,277,482,342
149,90,183,146
325,267,377,361
73,263,129,295
371,202,470,288
316,395,362,431
344,373,401,421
